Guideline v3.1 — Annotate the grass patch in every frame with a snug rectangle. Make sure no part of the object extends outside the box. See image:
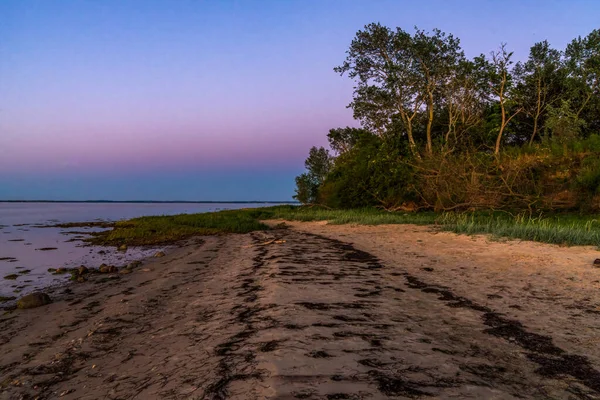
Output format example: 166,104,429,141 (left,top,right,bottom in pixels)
88,205,600,247
437,212,600,247
88,209,271,246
